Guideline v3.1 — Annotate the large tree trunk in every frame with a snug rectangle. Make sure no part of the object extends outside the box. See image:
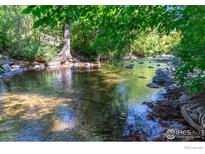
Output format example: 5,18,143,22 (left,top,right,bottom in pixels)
58,24,72,63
